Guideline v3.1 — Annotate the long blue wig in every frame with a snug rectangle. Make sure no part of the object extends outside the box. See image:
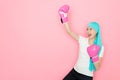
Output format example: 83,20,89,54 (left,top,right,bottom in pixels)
88,22,102,71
